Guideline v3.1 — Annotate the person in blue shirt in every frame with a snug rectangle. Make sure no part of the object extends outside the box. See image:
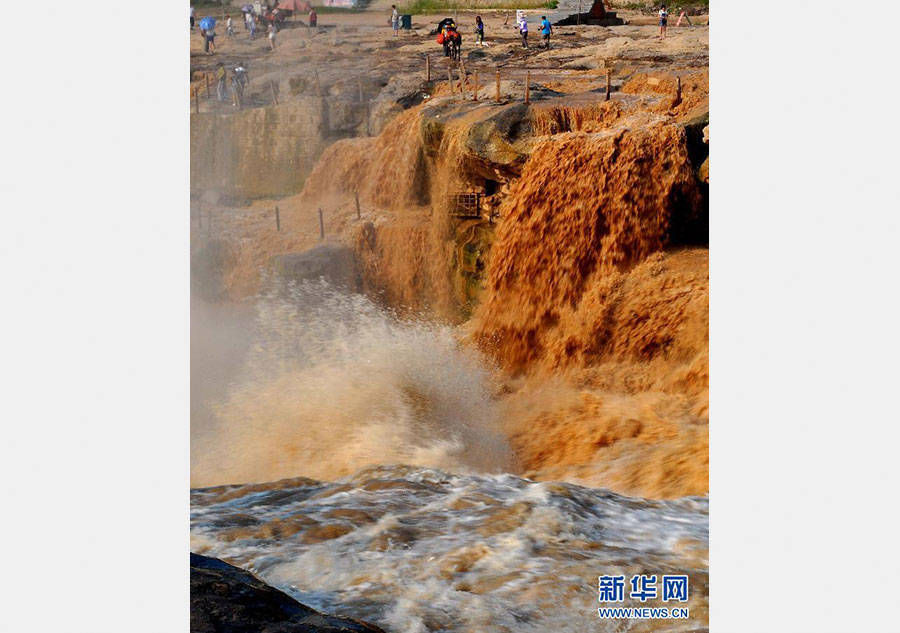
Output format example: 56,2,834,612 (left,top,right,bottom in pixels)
475,15,485,47
540,15,552,49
